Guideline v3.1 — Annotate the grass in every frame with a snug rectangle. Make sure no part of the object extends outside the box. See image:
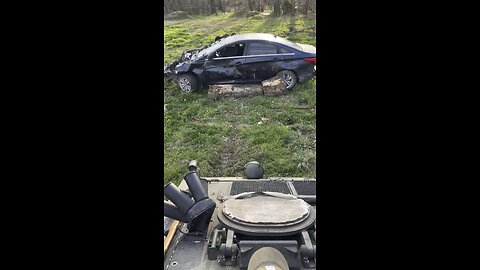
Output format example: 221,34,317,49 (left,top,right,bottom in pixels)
164,12,316,184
